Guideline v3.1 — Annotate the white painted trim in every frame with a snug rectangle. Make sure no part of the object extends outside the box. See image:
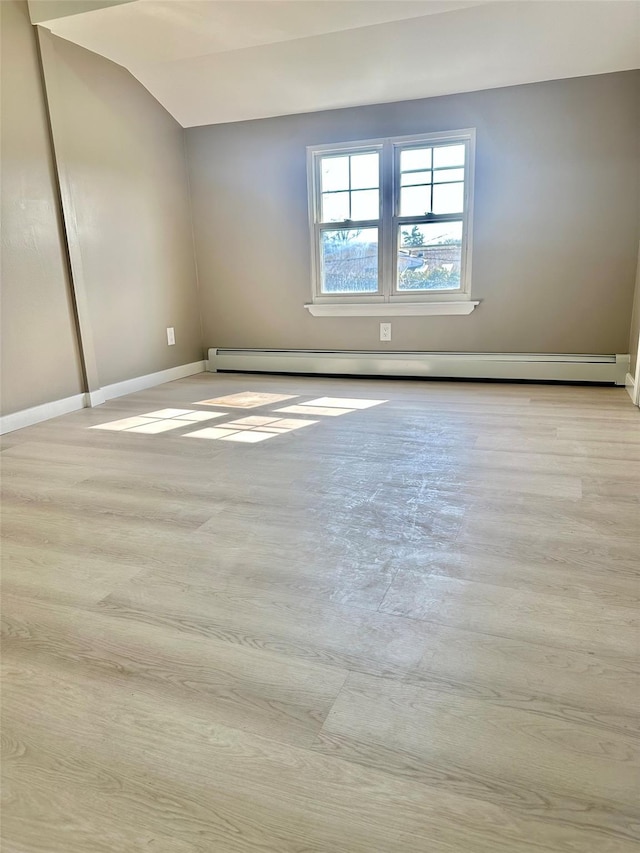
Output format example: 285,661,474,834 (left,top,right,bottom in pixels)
101,361,206,400
625,372,636,403
307,128,475,307
0,361,206,434
208,349,629,385
616,354,633,392
305,301,478,317
0,394,86,435
391,130,475,299
86,389,106,407
306,129,477,156
632,329,640,407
